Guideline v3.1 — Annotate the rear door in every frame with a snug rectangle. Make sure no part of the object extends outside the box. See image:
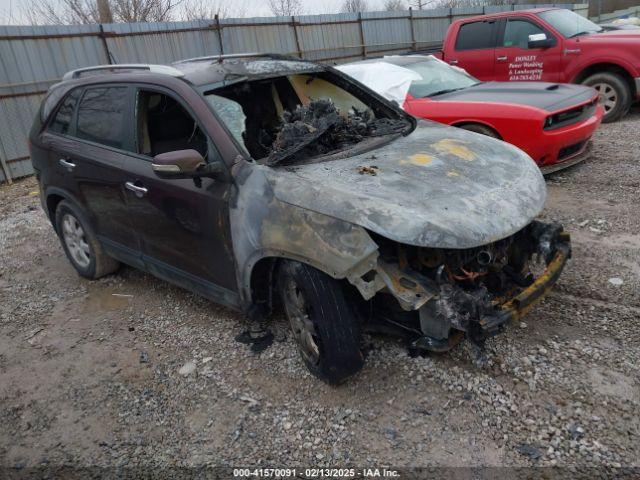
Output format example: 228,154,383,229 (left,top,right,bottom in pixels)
119,86,238,306
447,19,499,80
494,17,564,82
41,85,143,268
